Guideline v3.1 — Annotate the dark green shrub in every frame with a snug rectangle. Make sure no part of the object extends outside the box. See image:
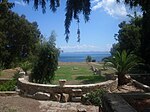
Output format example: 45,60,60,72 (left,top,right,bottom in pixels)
0,72,22,91
86,55,92,62
82,89,106,106
31,31,60,84
20,61,32,75
0,80,17,91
